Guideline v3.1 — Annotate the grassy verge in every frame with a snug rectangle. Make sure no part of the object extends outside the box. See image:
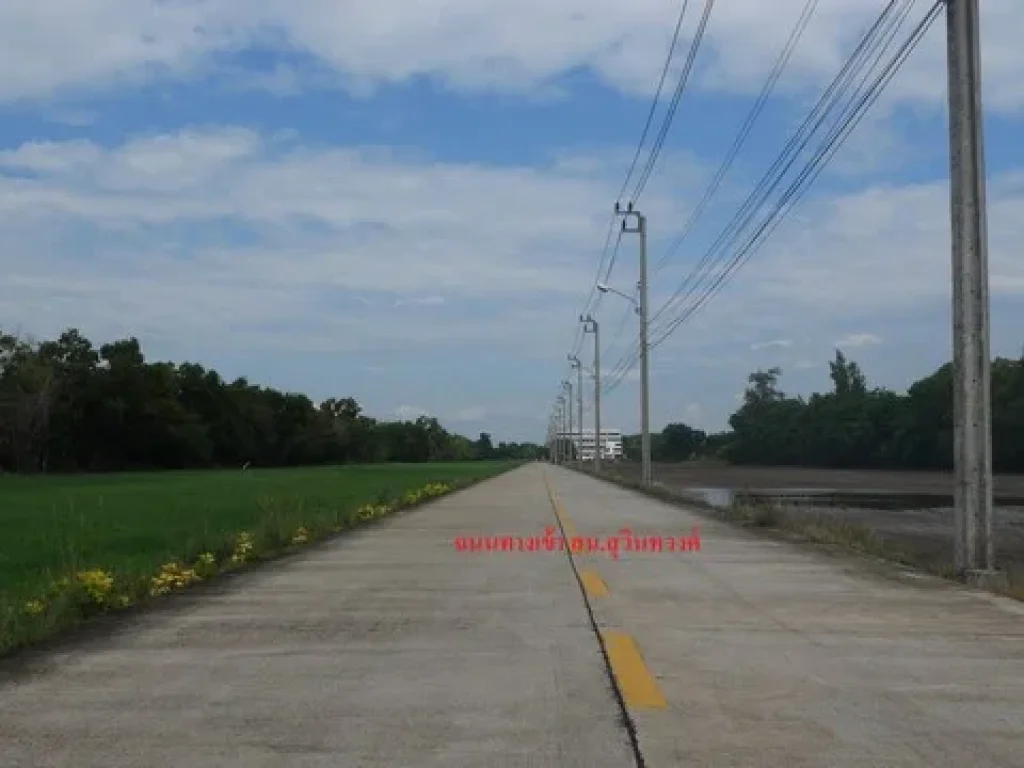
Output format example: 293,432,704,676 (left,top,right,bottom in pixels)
0,461,521,656
570,464,1023,600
